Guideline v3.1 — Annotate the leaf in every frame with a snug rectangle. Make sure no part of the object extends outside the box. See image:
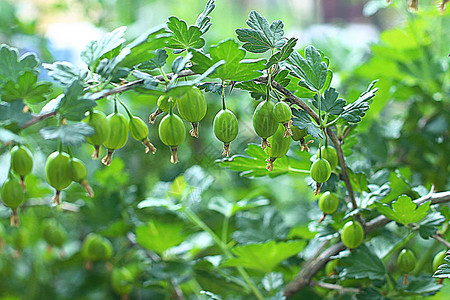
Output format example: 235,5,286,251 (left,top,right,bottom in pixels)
217,144,305,178
172,52,193,75
266,37,297,68
81,26,127,69
1,71,52,104
208,197,269,218
235,10,285,53
190,39,265,82
232,209,290,244
222,240,306,273
139,49,168,70
56,80,97,121
433,251,450,279
167,16,205,51
312,88,345,115
234,81,266,100
376,195,430,226
197,82,223,94
286,46,328,92
195,0,215,34
417,212,445,239
43,61,87,86
0,128,23,143
291,108,322,139
40,123,94,146
340,244,386,281
0,99,32,127
117,25,171,68
136,219,189,255
0,44,39,85
341,80,379,123
397,274,443,295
